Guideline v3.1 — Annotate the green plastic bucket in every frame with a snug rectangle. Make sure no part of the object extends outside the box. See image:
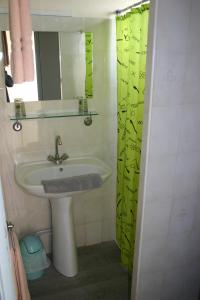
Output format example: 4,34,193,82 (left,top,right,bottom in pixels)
20,235,50,280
